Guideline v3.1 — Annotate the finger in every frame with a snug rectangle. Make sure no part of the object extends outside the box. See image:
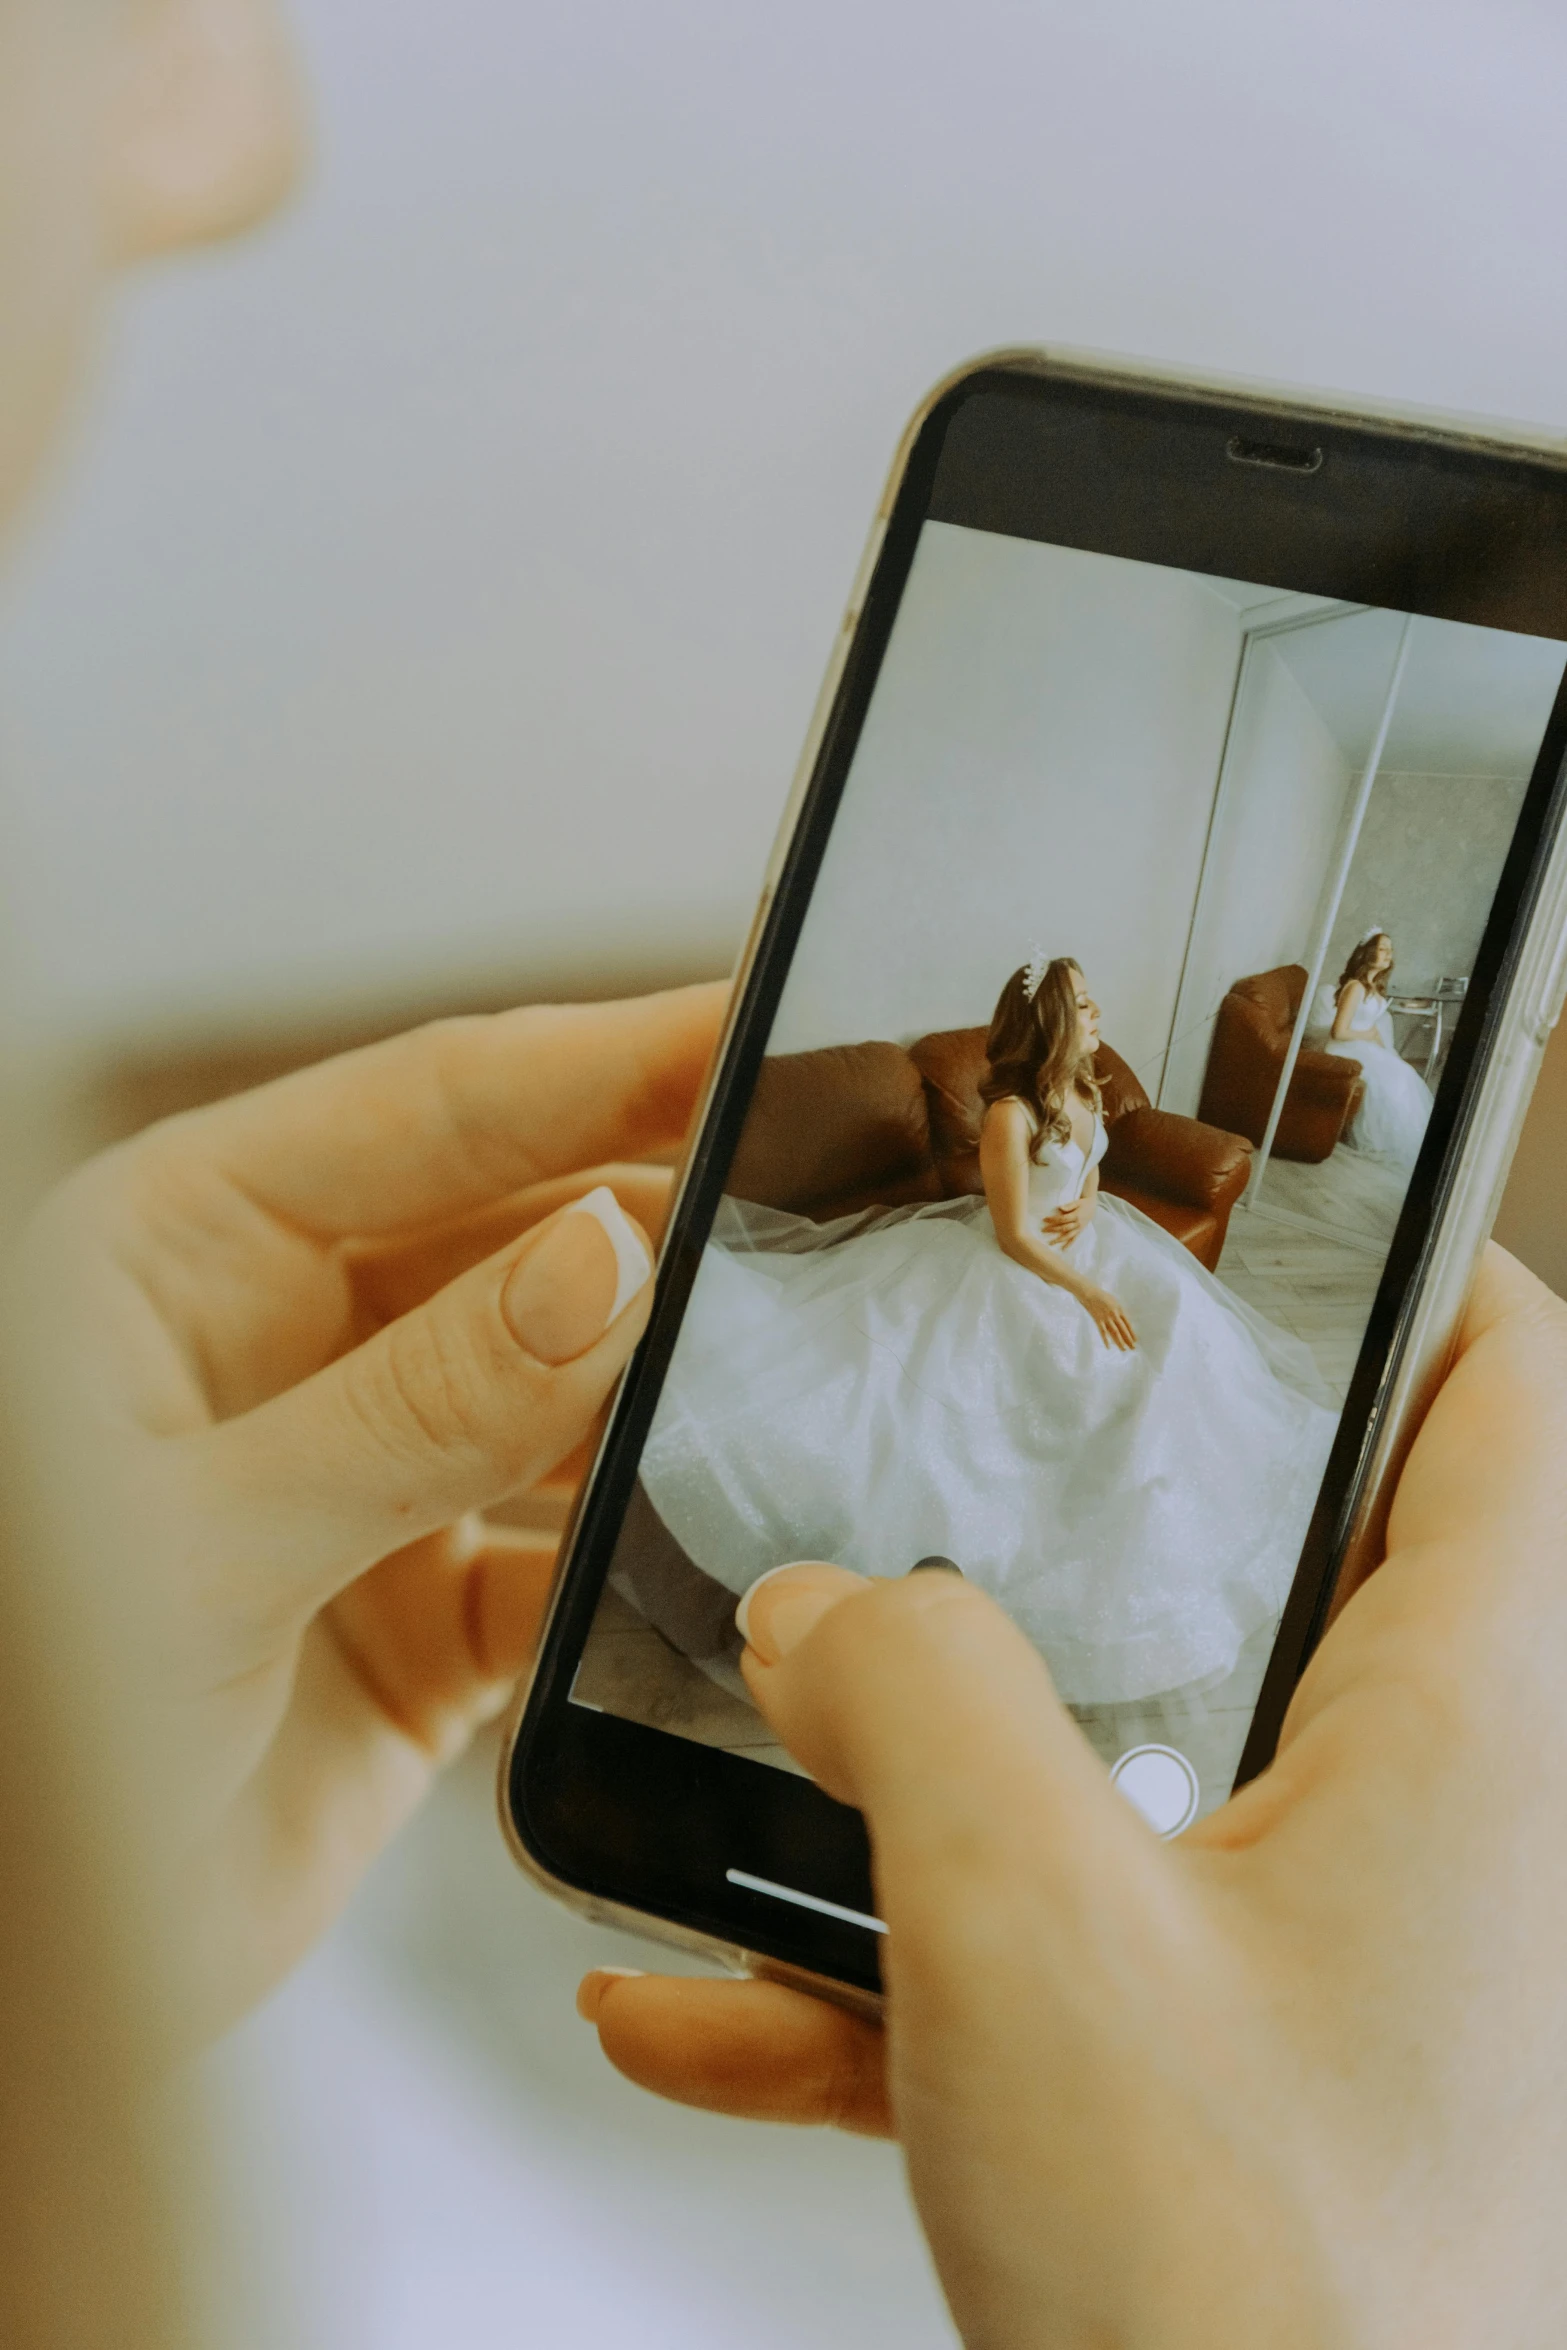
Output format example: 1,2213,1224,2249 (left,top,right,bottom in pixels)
1450,1242,1548,1358
1387,1245,1567,1558
135,984,724,1240
736,1567,1158,1963
1246,1248,1567,1800
328,1520,557,1763
348,1164,675,1330
577,1973,893,2136
195,1188,654,1628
